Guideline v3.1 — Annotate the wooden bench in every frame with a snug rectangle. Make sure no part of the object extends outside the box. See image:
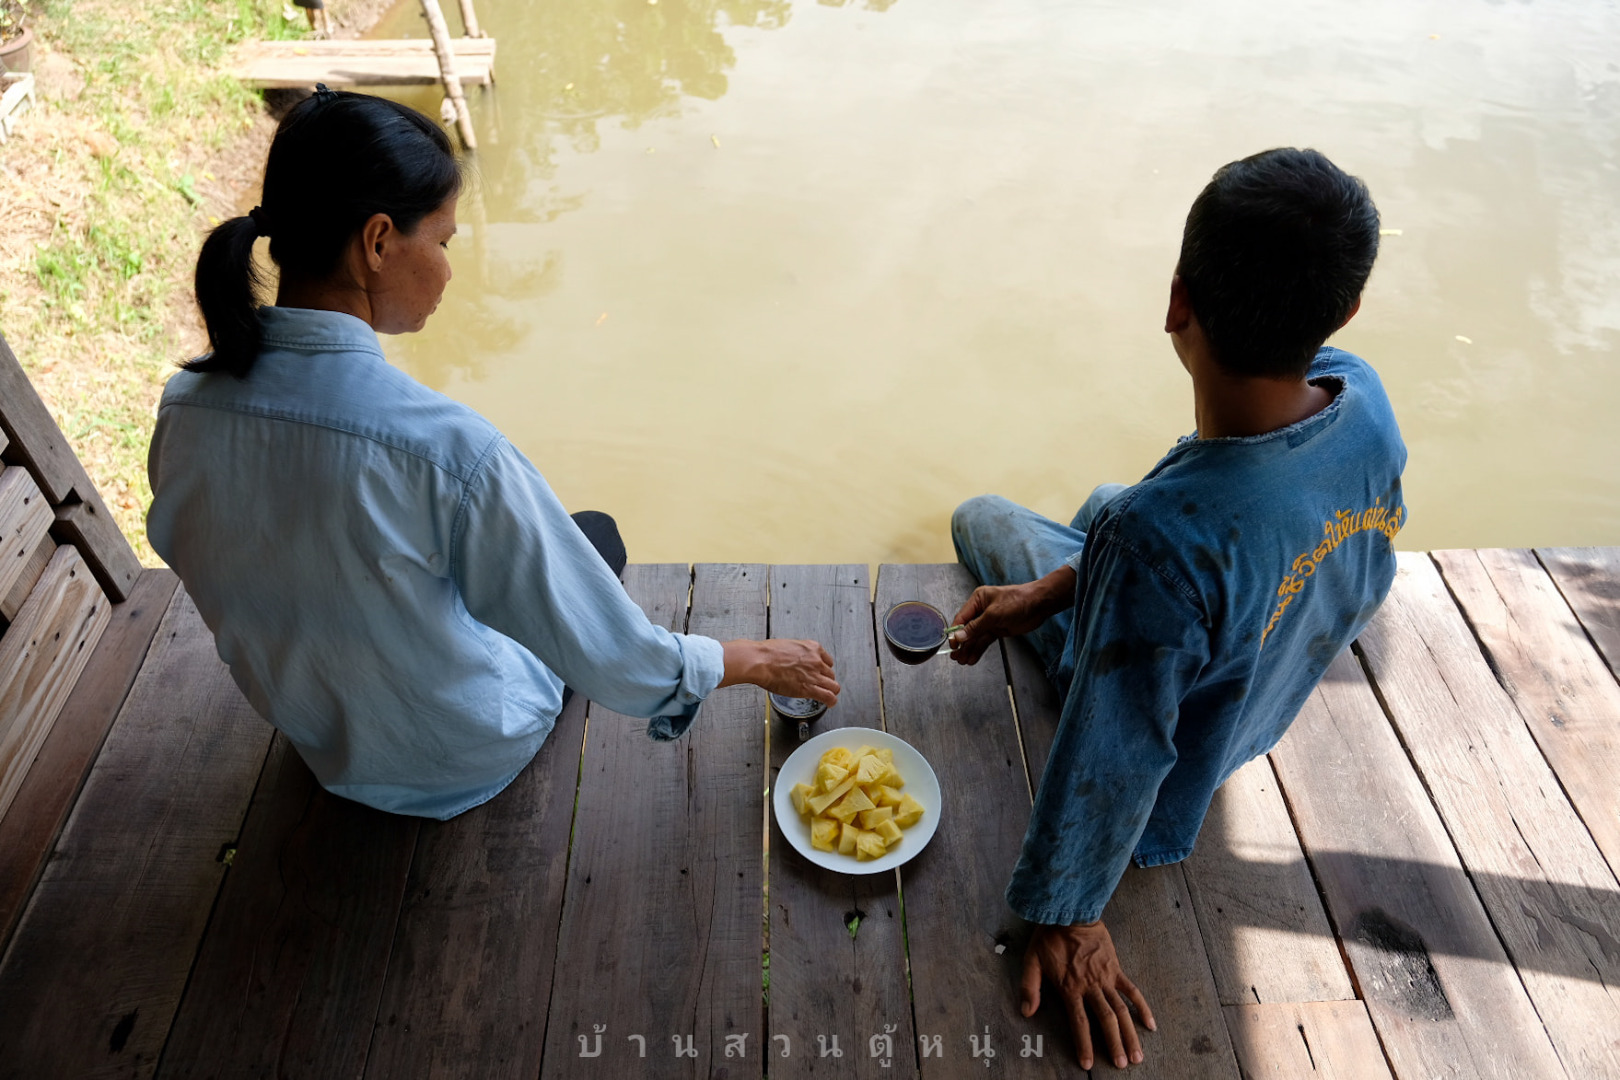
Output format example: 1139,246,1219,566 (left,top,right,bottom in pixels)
1,331,1617,1078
